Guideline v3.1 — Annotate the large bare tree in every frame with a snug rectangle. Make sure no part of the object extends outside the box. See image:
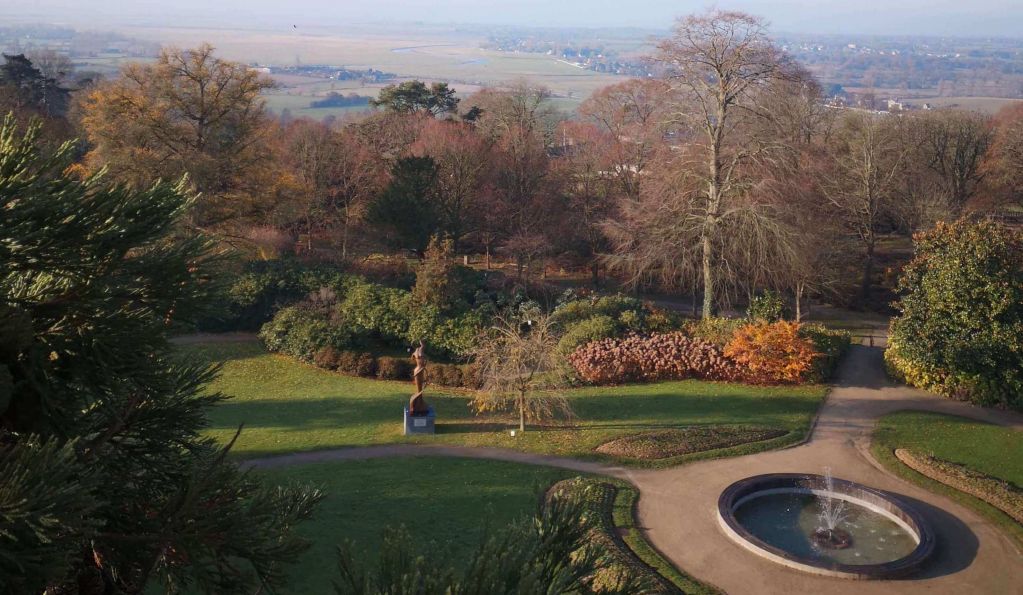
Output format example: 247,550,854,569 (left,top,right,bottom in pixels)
613,10,805,317
822,111,905,305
